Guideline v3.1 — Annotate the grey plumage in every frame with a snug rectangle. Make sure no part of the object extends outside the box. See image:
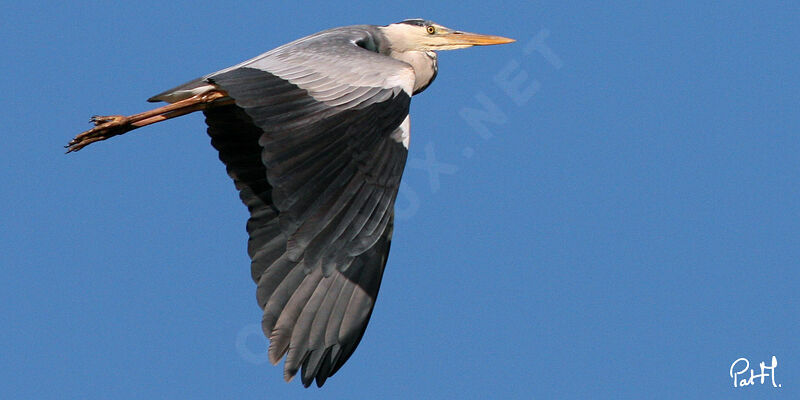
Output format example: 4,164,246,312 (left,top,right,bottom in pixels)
67,19,513,388
193,26,414,387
